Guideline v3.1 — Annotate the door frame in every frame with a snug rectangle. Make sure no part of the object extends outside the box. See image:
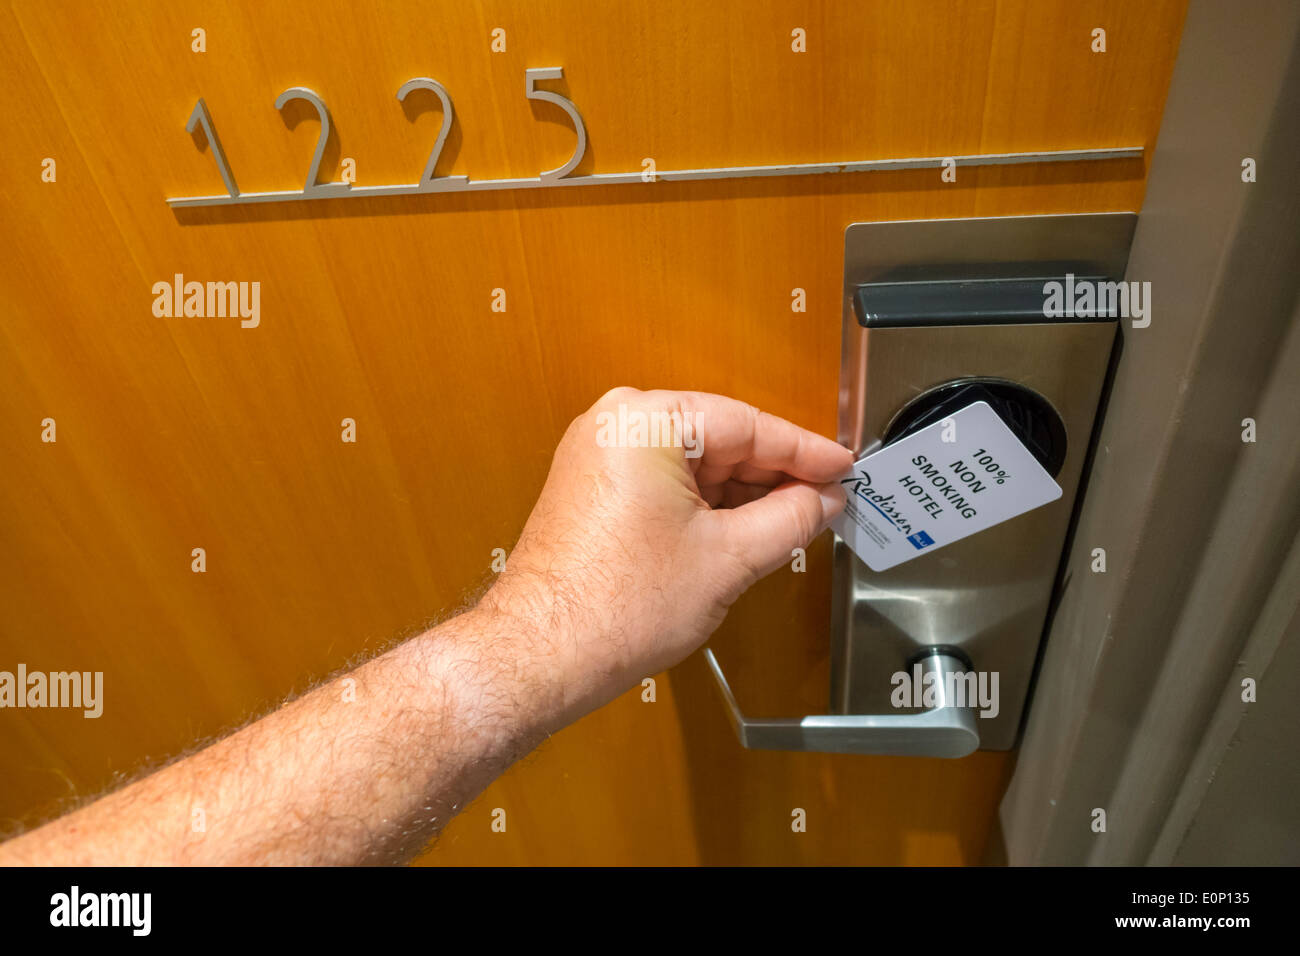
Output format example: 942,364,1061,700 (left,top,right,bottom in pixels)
999,0,1300,865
